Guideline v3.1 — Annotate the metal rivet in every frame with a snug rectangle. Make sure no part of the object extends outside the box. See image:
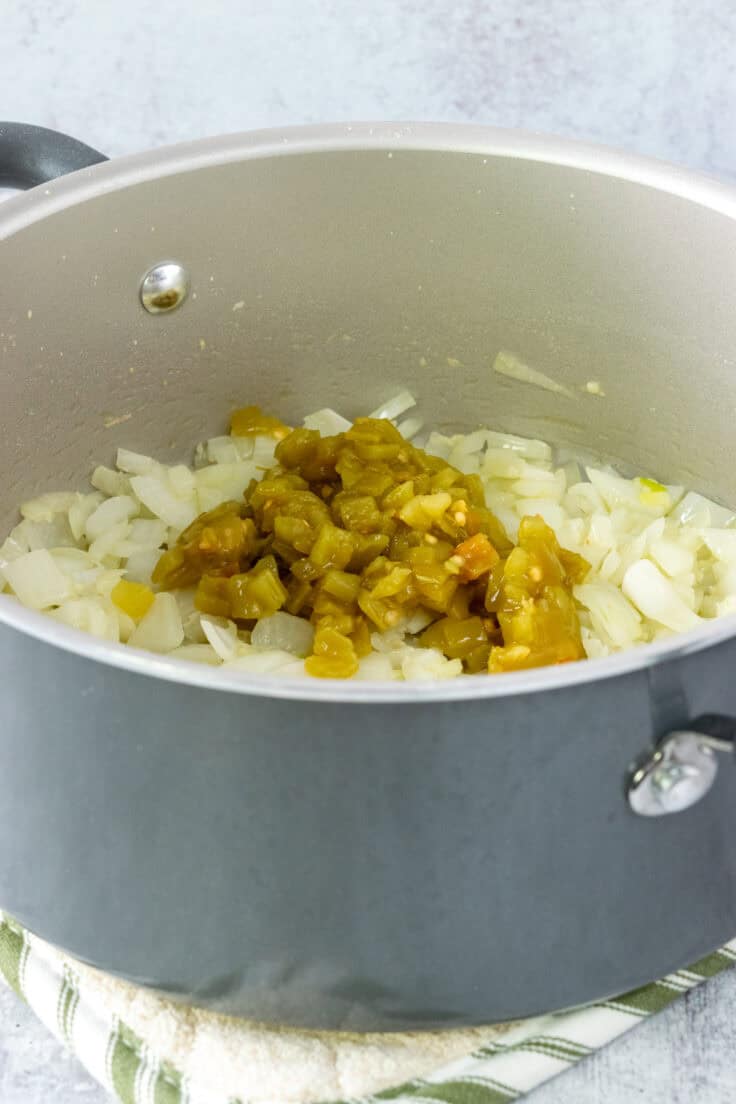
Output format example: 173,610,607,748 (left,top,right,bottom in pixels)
627,731,720,817
140,262,190,314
